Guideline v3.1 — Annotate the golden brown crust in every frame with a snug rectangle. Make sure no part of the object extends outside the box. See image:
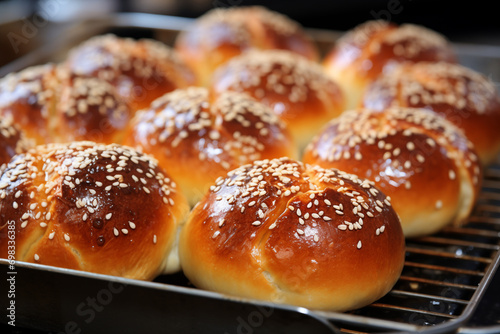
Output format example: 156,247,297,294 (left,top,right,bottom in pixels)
0,142,189,280
210,50,345,148
362,61,500,165
0,64,58,144
0,118,33,168
179,157,405,311
55,69,132,144
303,107,482,237
123,87,297,205
65,34,196,111
322,20,457,109
175,6,319,85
